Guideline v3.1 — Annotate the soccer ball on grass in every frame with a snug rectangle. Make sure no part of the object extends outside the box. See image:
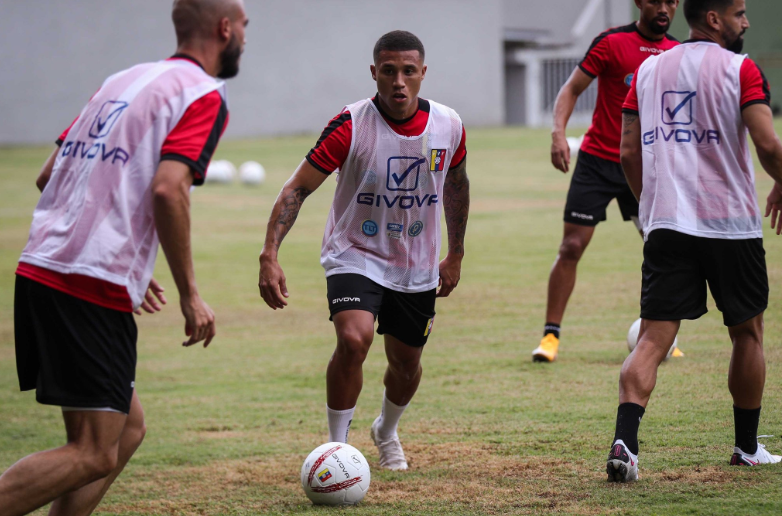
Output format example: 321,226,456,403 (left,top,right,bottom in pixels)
300,442,370,505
